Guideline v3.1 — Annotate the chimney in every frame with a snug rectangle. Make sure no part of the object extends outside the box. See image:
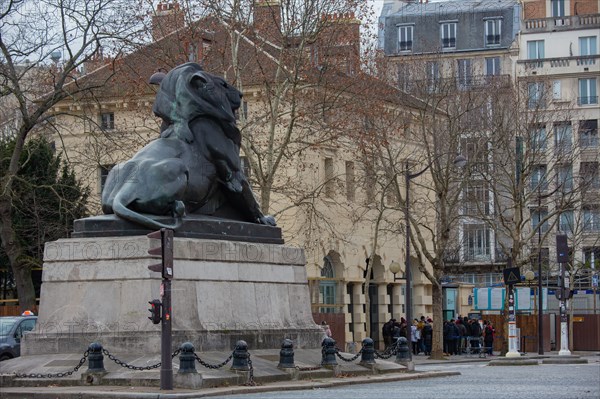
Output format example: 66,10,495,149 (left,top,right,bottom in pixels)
152,1,185,42
317,12,361,74
253,0,282,43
